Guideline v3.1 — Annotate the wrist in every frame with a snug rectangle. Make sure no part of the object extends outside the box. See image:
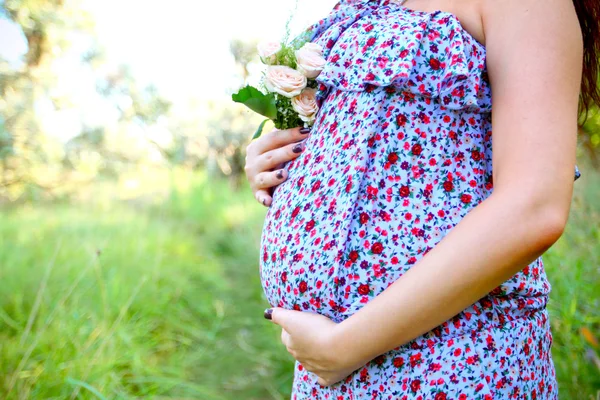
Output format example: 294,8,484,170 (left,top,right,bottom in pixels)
330,317,374,370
